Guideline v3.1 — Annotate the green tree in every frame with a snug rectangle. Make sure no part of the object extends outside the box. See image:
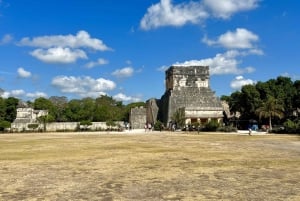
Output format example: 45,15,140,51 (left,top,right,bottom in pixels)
293,80,300,112
256,80,277,100
49,96,68,122
94,95,124,122
5,97,19,122
37,114,54,132
33,97,56,122
274,77,296,117
255,96,284,131
240,84,262,120
79,98,95,121
65,99,82,121
65,98,95,122
0,120,11,131
0,97,5,121
34,97,54,110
